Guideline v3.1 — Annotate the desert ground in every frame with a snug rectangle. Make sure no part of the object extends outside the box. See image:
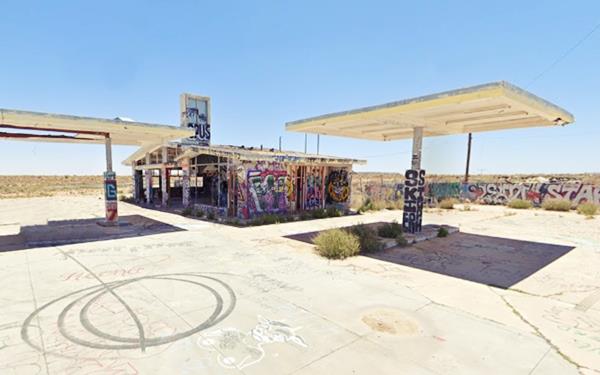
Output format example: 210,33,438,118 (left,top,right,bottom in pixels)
0,193,599,374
